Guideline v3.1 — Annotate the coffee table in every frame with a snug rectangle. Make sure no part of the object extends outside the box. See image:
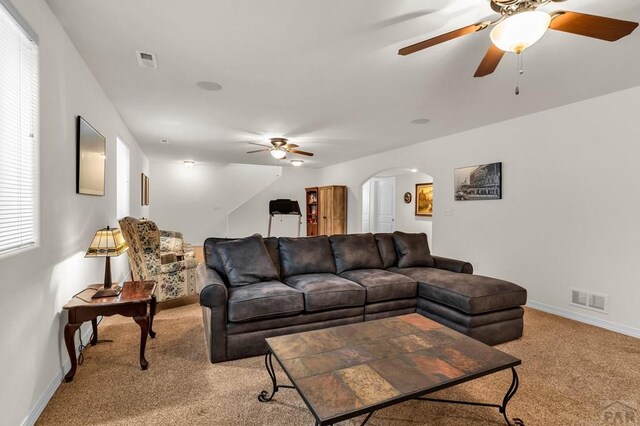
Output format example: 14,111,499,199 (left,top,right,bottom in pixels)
258,313,523,425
